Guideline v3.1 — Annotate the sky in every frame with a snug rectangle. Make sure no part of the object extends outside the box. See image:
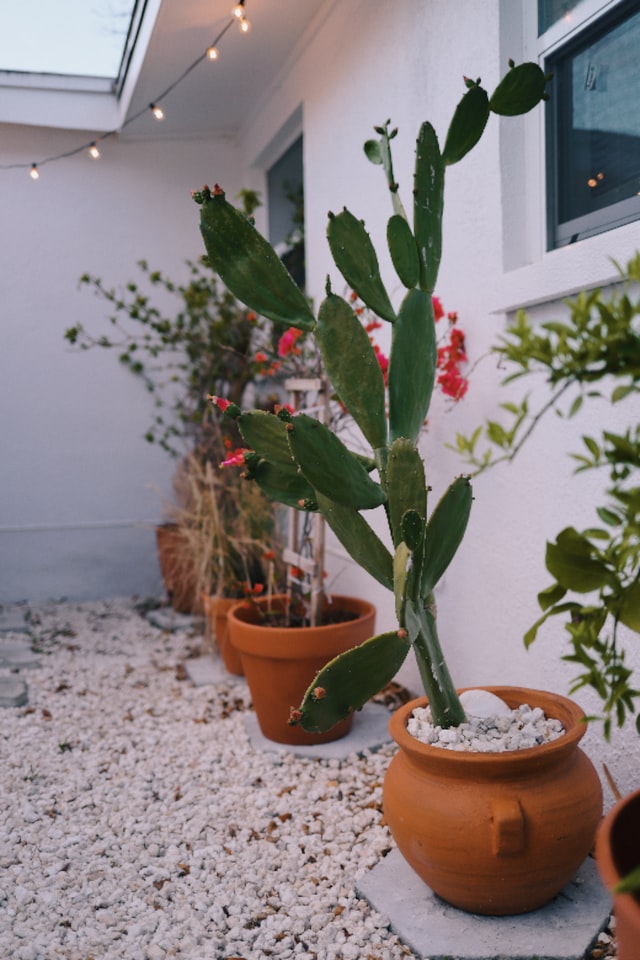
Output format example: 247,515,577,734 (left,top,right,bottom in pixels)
0,0,136,79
